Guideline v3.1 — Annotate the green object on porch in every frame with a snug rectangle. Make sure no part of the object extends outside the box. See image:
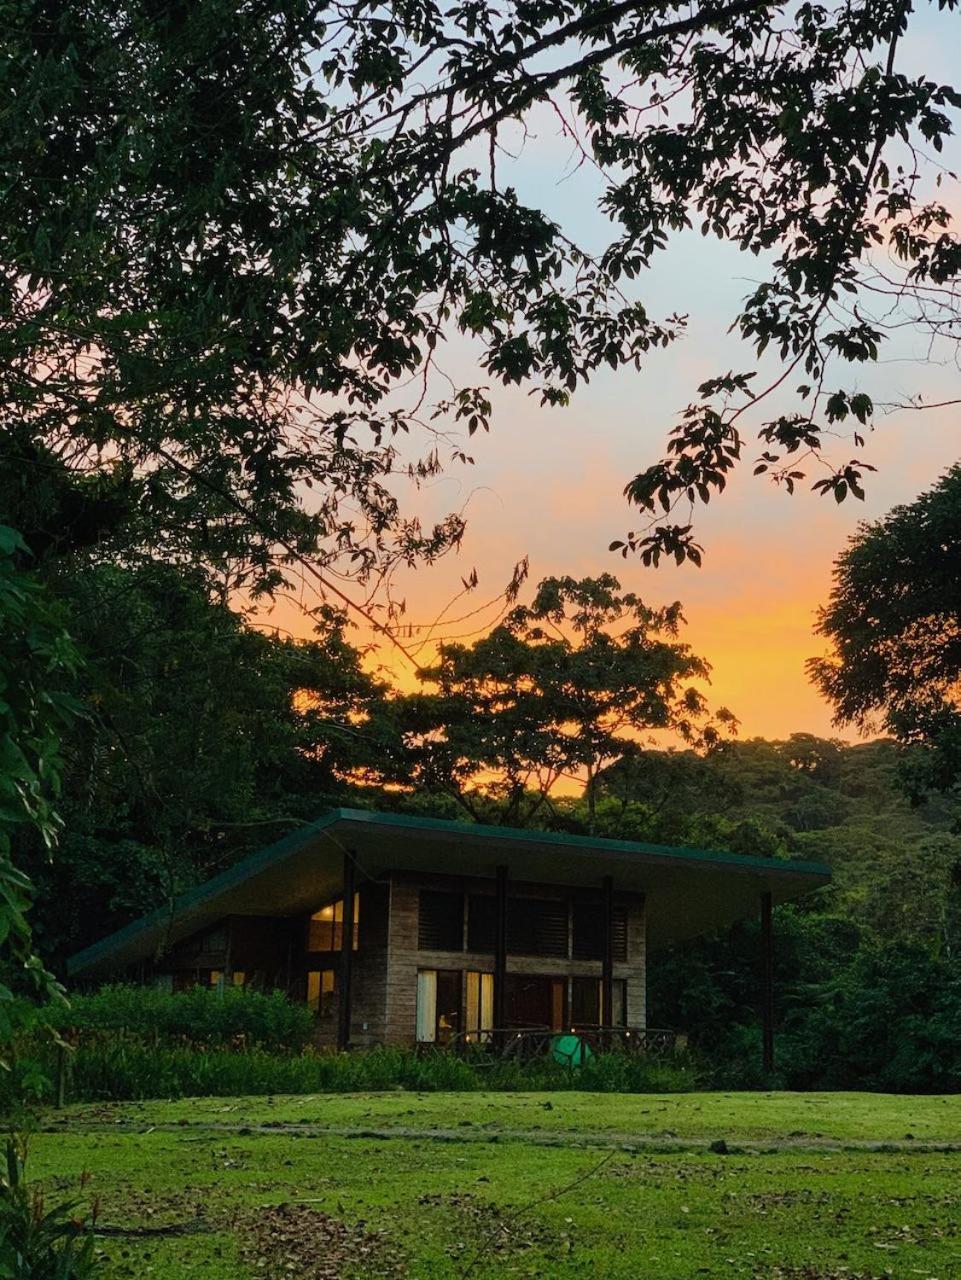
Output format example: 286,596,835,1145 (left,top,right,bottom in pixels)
551,1034,591,1068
